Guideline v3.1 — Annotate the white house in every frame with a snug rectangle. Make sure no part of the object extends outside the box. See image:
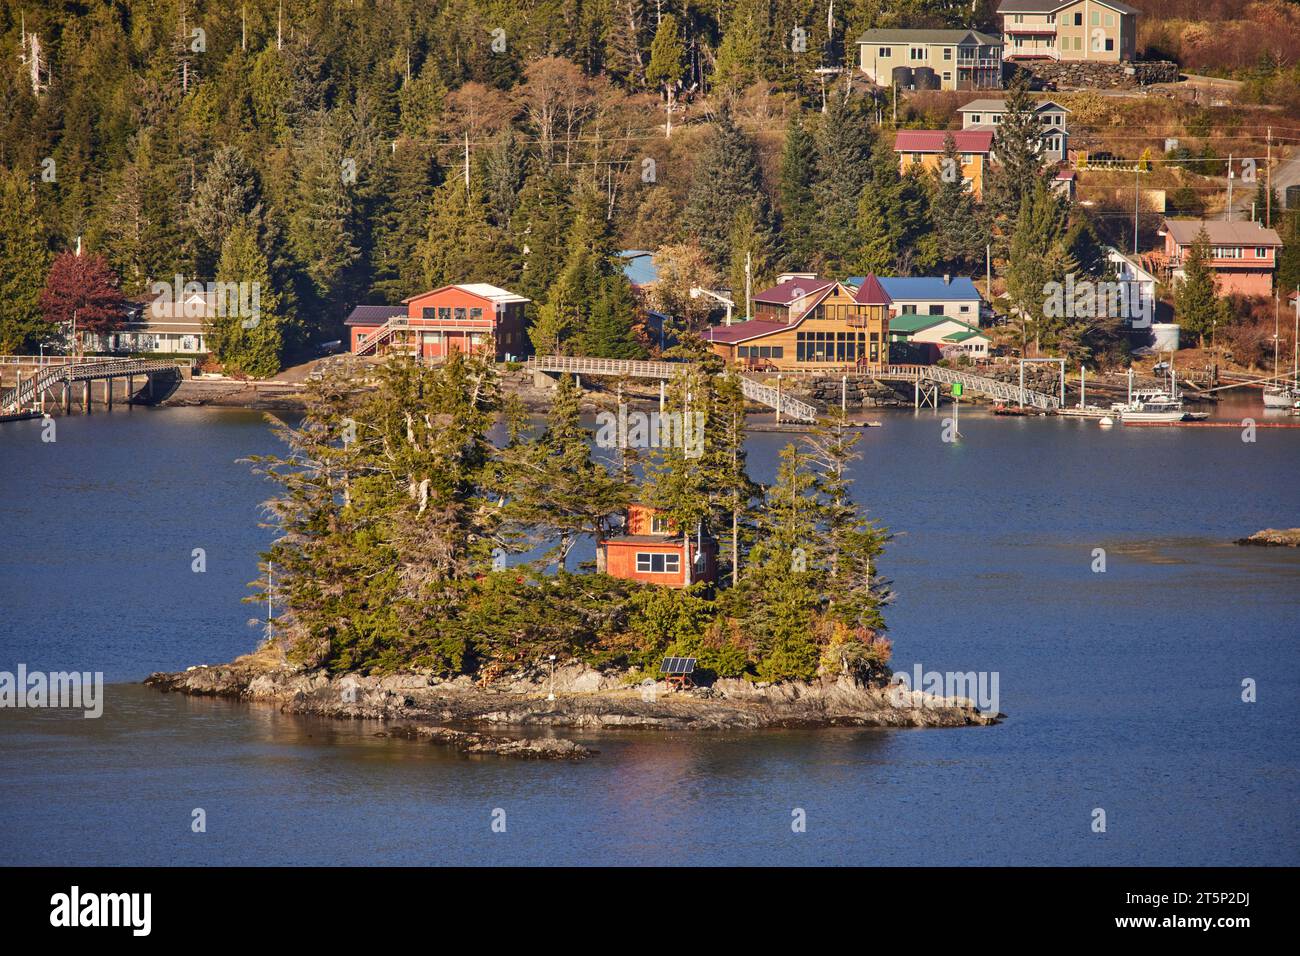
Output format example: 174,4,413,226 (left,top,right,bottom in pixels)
959,98,1070,163
866,276,985,325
